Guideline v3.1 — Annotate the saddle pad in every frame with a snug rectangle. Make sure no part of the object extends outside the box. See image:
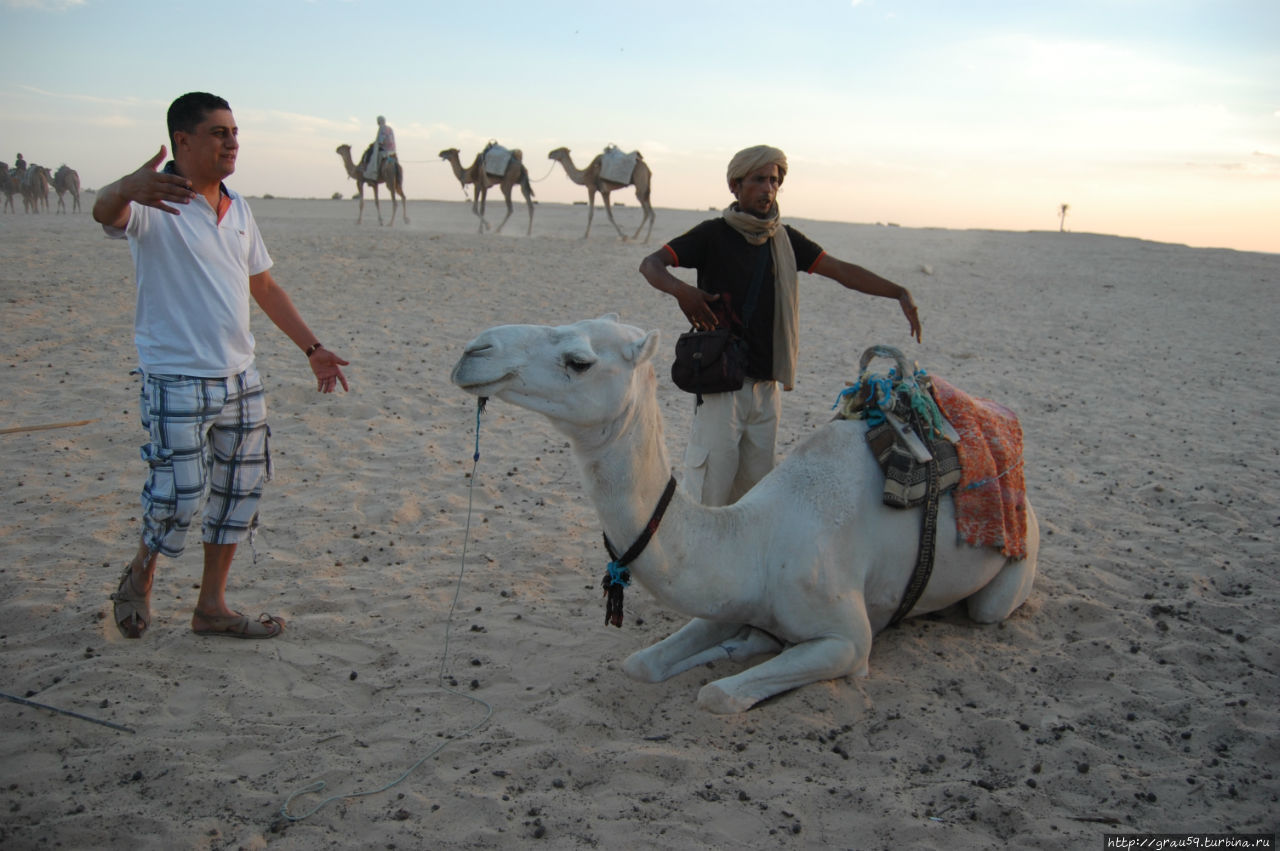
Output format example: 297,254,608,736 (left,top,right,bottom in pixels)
931,376,1028,559
867,422,962,509
484,145,513,178
600,148,637,184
